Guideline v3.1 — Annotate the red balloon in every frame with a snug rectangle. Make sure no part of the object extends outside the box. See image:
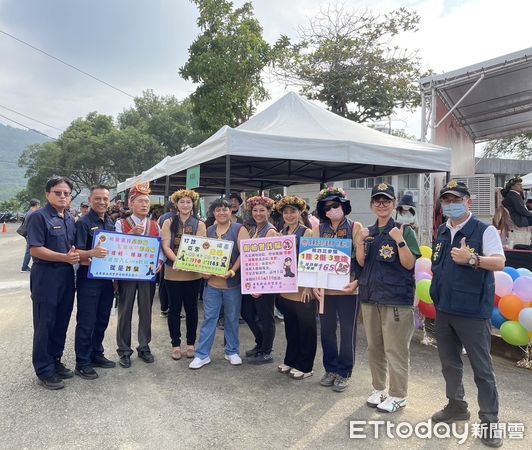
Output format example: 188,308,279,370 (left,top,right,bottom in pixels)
494,294,500,307
418,301,436,320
